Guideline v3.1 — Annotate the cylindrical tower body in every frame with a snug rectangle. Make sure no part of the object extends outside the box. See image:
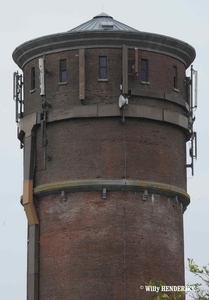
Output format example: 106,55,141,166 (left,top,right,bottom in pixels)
13,13,196,300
